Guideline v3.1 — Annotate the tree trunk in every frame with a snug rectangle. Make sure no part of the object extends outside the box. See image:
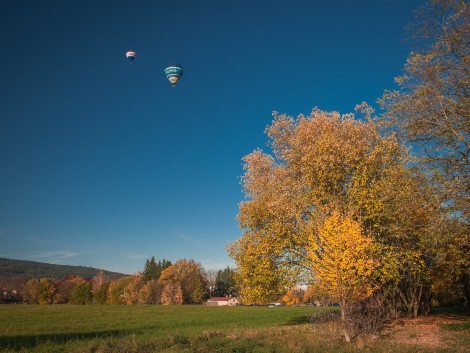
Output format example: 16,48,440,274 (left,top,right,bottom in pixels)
340,306,352,343
462,273,470,309
420,285,432,315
